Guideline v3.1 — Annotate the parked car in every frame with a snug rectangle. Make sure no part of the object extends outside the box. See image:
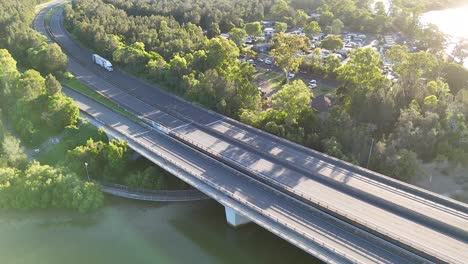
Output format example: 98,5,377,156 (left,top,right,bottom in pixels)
257,58,264,62
308,79,318,89
287,73,295,79
247,59,256,66
265,59,273,65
